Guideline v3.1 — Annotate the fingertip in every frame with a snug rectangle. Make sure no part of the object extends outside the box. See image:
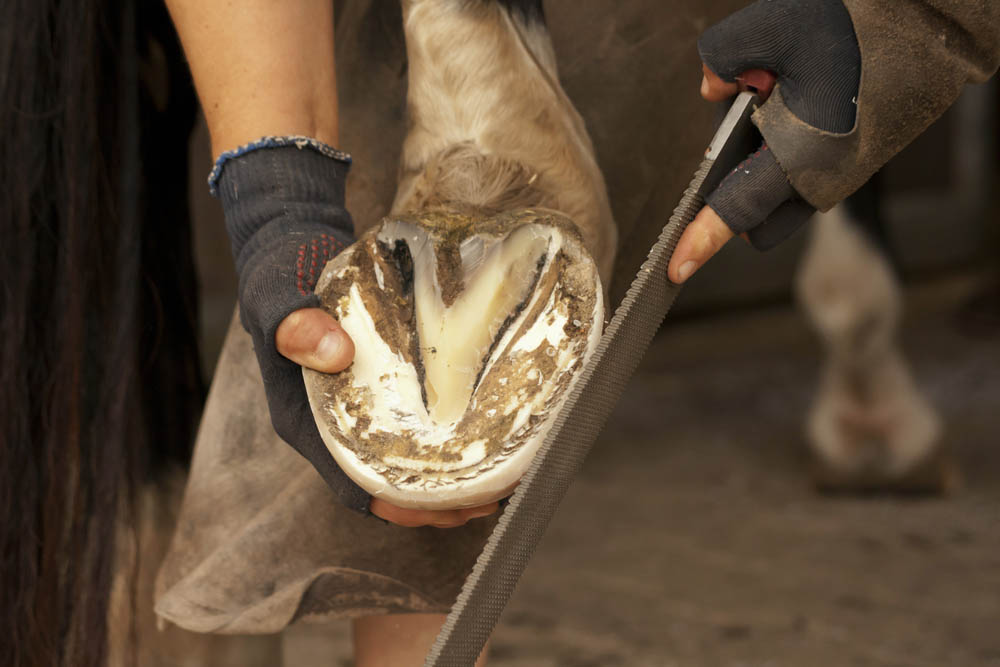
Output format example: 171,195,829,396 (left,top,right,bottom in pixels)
276,307,355,372
315,328,355,373
667,206,734,283
463,502,500,520
430,510,467,529
700,63,739,101
737,68,777,100
676,260,700,284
